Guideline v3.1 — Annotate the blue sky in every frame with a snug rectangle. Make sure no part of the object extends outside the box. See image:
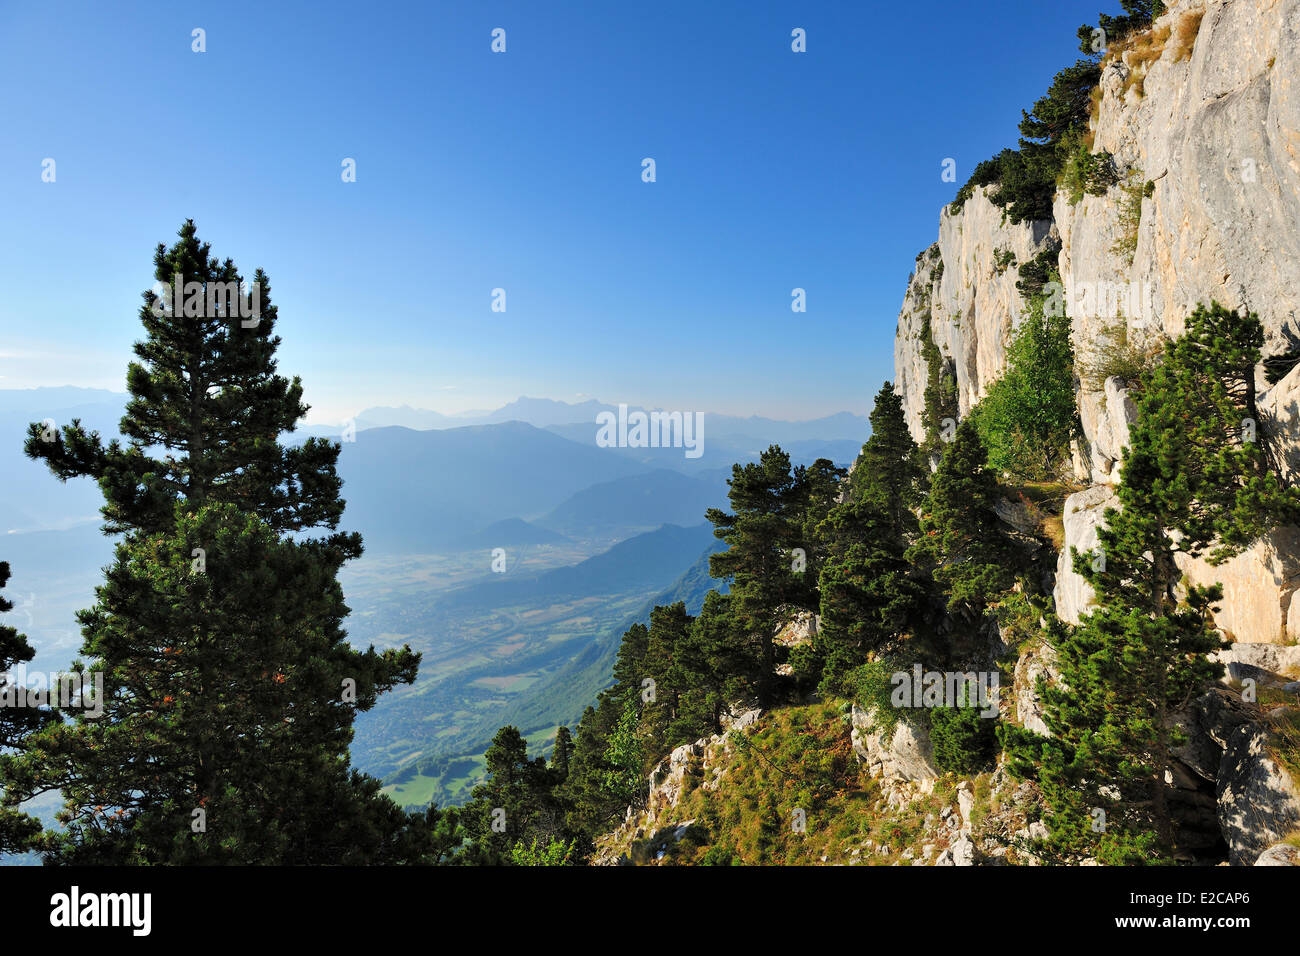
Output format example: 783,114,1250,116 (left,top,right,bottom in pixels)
0,0,1106,423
